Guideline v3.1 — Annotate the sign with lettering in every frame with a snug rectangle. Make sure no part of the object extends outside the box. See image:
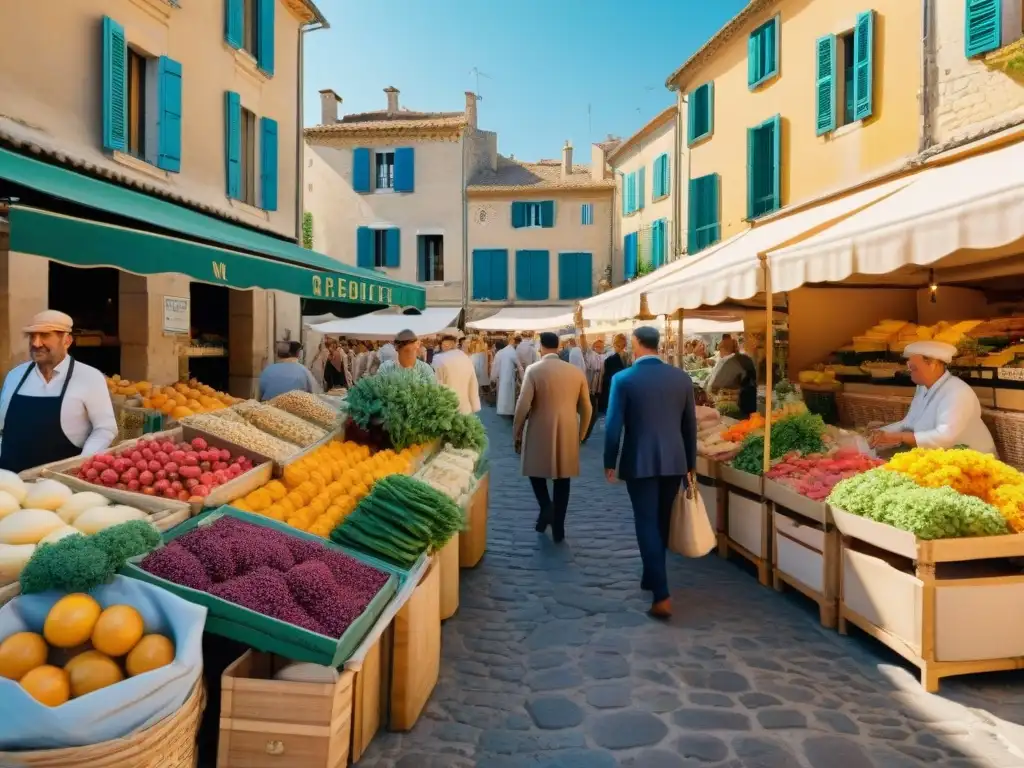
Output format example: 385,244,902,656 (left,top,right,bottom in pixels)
163,296,190,335
311,274,394,306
